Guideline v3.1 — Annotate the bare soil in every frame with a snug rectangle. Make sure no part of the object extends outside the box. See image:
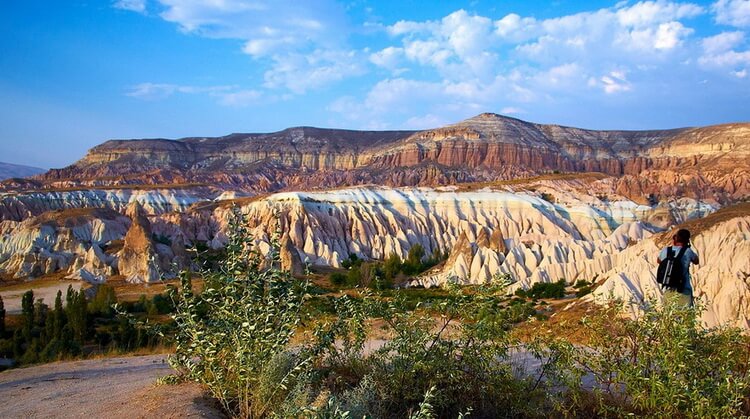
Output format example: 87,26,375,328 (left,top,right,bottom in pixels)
0,355,225,418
